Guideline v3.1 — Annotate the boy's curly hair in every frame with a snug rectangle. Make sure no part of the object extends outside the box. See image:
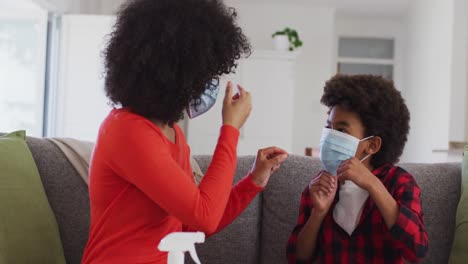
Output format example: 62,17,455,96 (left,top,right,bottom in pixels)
321,75,410,167
103,0,251,125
